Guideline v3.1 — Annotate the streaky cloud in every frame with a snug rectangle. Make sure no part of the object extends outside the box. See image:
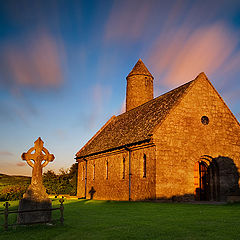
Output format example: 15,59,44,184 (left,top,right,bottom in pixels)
0,151,14,156
104,0,153,42
147,23,240,92
16,162,25,167
1,30,64,89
